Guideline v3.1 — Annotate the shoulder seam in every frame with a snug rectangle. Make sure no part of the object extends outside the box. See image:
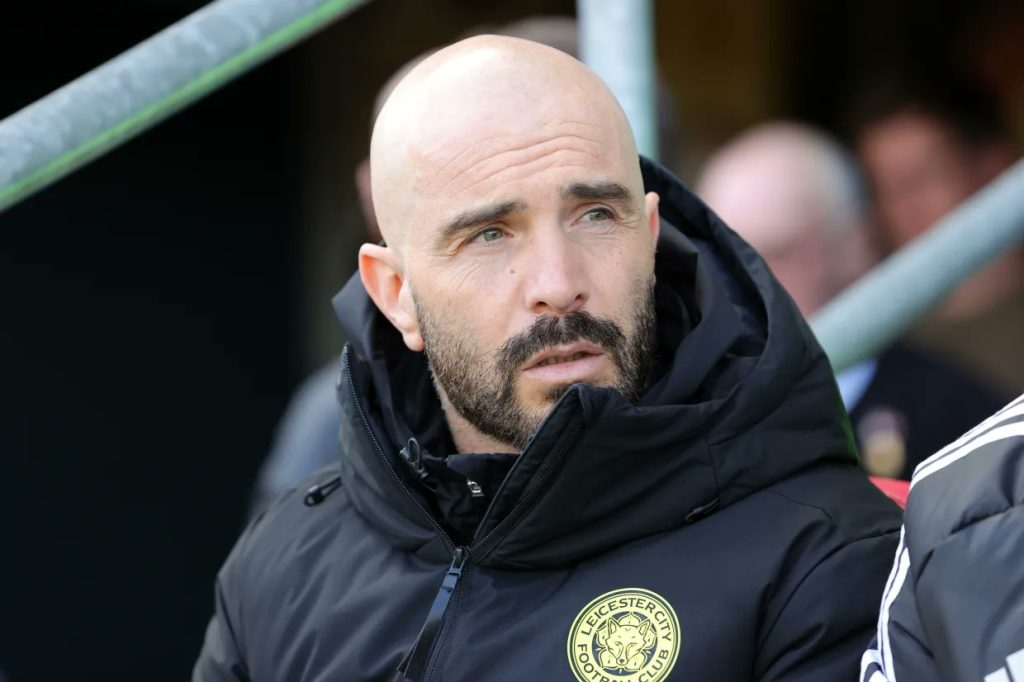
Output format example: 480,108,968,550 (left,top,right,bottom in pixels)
914,503,1021,578
949,501,1021,537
